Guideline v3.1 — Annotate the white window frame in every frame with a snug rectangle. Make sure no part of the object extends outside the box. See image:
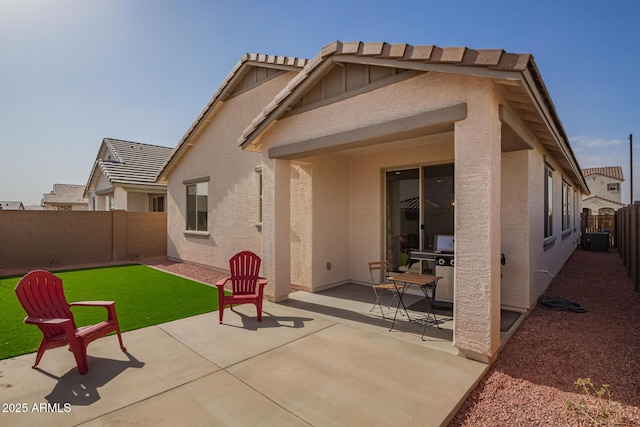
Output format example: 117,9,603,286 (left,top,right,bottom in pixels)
544,164,553,240
562,180,571,235
184,177,209,233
